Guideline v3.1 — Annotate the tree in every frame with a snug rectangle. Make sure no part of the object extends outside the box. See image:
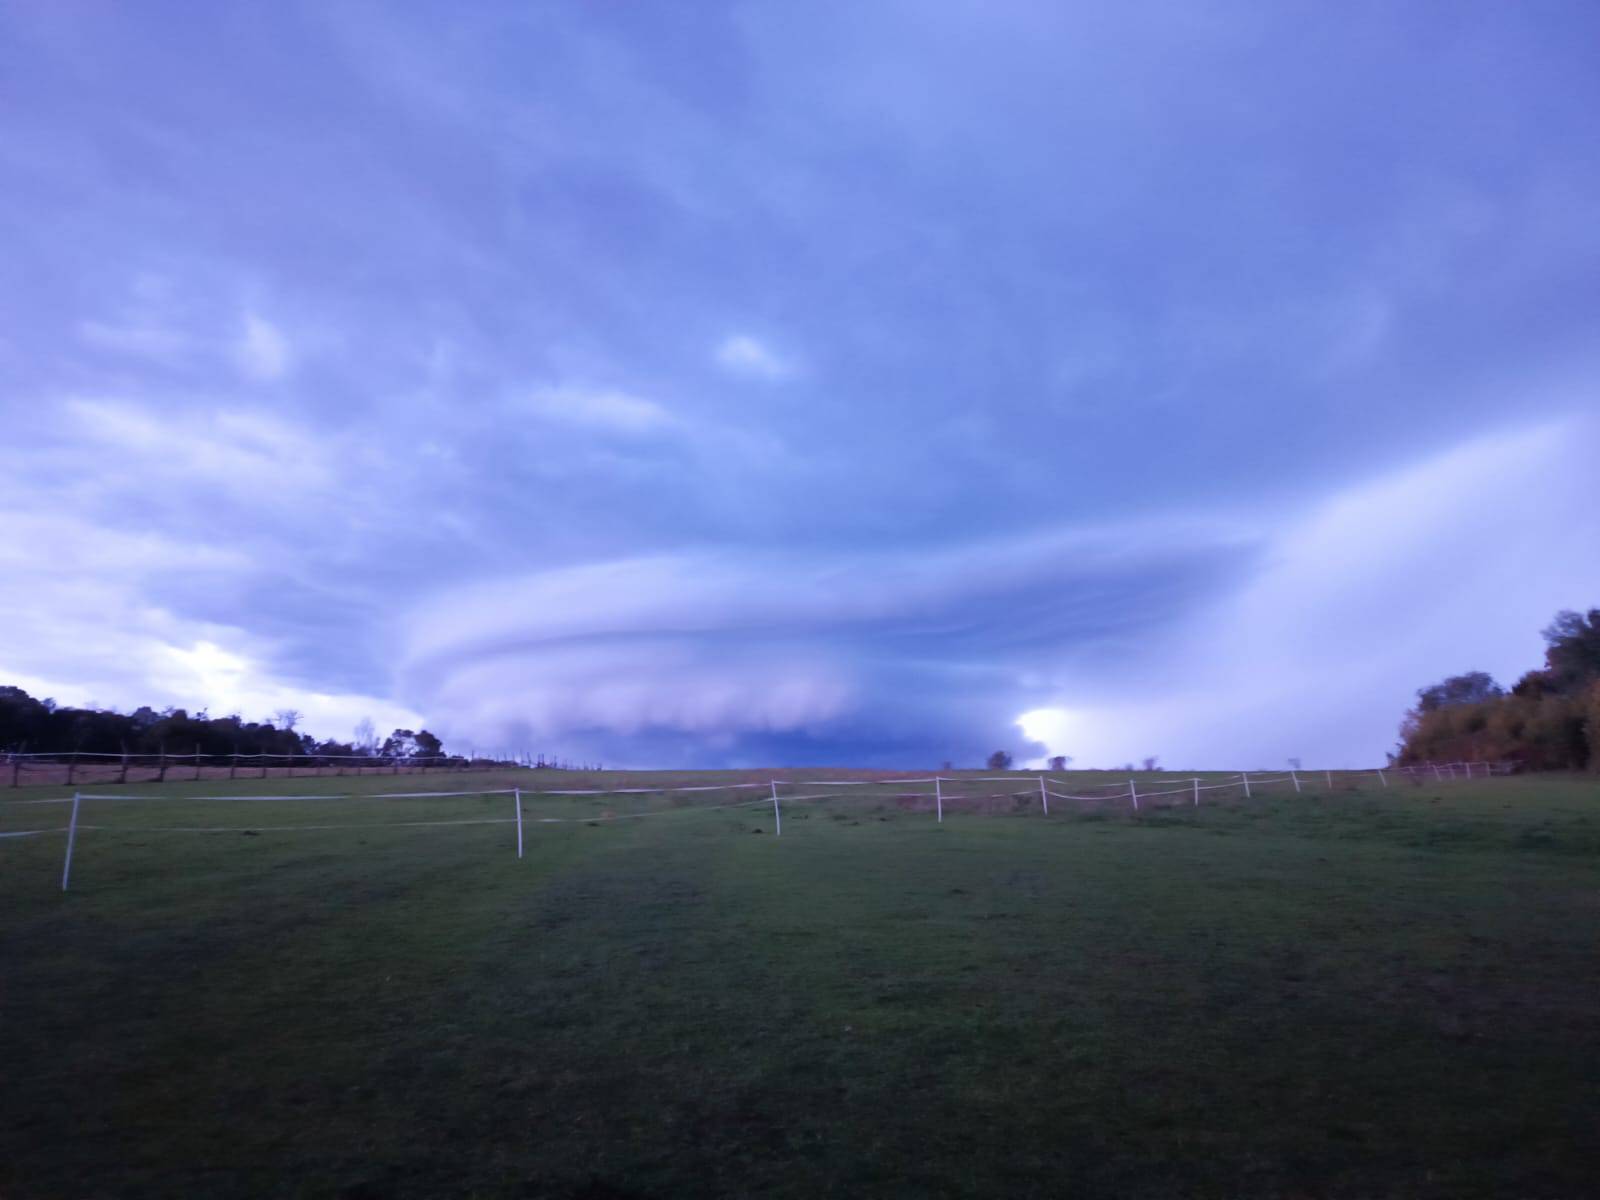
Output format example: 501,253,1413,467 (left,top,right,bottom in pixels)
352,718,377,755
1416,671,1504,714
986,750,1013,771
1542,609,1600,692
1047,755,1071,772
1584,681,1600,775
1287,757,1302,770
1141,756,1159,772
412,729,443,759
273,708,302,733
1398,608,1600,770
